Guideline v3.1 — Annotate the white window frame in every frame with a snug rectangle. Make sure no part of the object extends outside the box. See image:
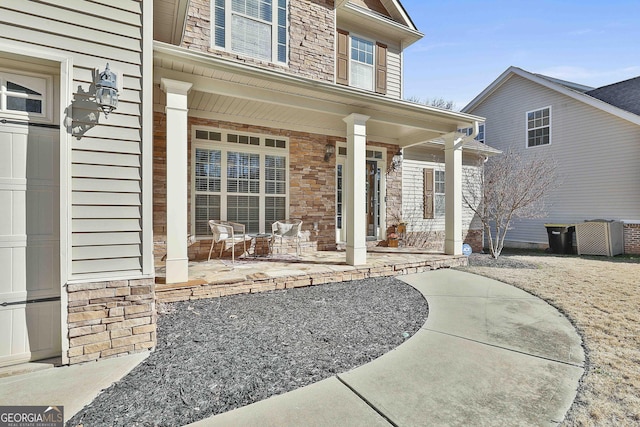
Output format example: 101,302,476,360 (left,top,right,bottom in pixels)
0,68,53,123
526,106,551,148
211,0,288,65
191,127,290,237
434,169,445,217
349,34,375,91
476,123,485,144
